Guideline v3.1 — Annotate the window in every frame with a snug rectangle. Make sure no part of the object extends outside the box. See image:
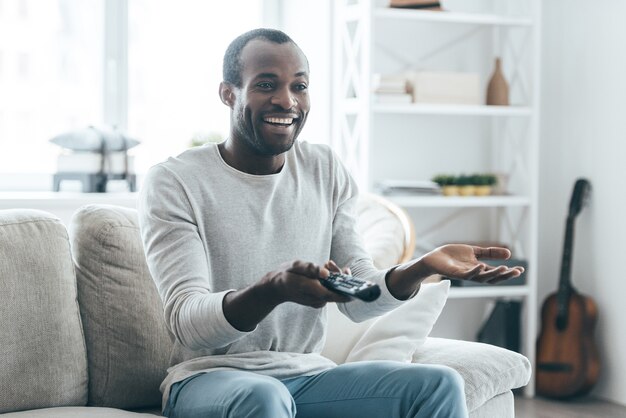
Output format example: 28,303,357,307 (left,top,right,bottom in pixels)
0,0,103,175
127,0,263,171
0,0,266,189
